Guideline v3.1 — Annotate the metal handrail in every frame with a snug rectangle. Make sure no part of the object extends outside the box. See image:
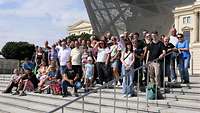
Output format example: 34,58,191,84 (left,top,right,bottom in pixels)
47,51,176,113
